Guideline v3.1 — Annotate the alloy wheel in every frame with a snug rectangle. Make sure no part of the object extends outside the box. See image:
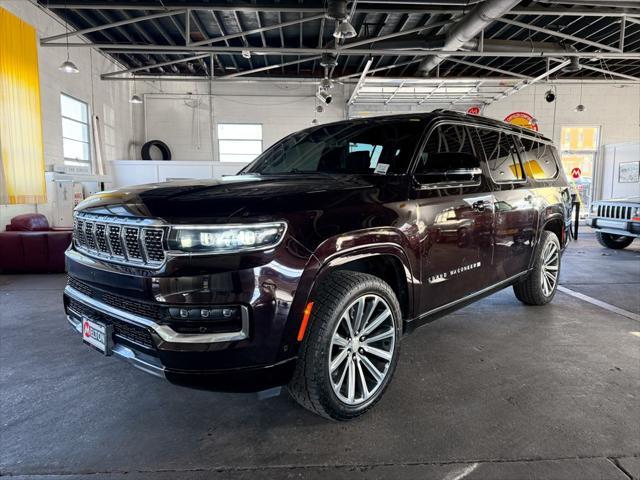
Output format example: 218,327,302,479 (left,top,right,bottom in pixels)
328,294,396,406
541,241,559,297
